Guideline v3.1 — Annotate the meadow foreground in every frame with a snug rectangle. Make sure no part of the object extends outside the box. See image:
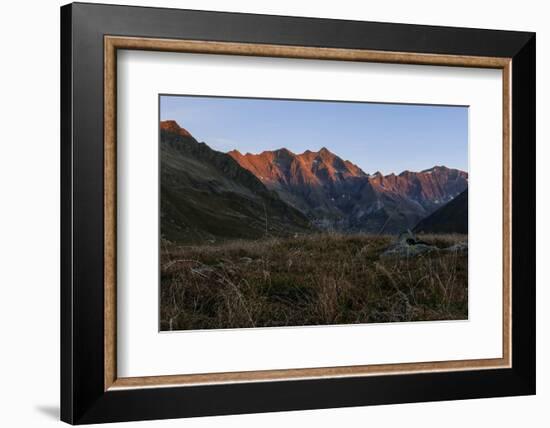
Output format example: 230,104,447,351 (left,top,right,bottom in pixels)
160,233,468,331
